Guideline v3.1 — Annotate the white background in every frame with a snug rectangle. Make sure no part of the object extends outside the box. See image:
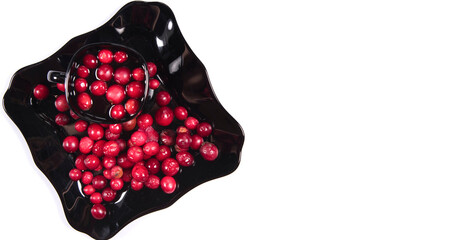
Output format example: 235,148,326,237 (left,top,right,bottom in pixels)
1,0,461,239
